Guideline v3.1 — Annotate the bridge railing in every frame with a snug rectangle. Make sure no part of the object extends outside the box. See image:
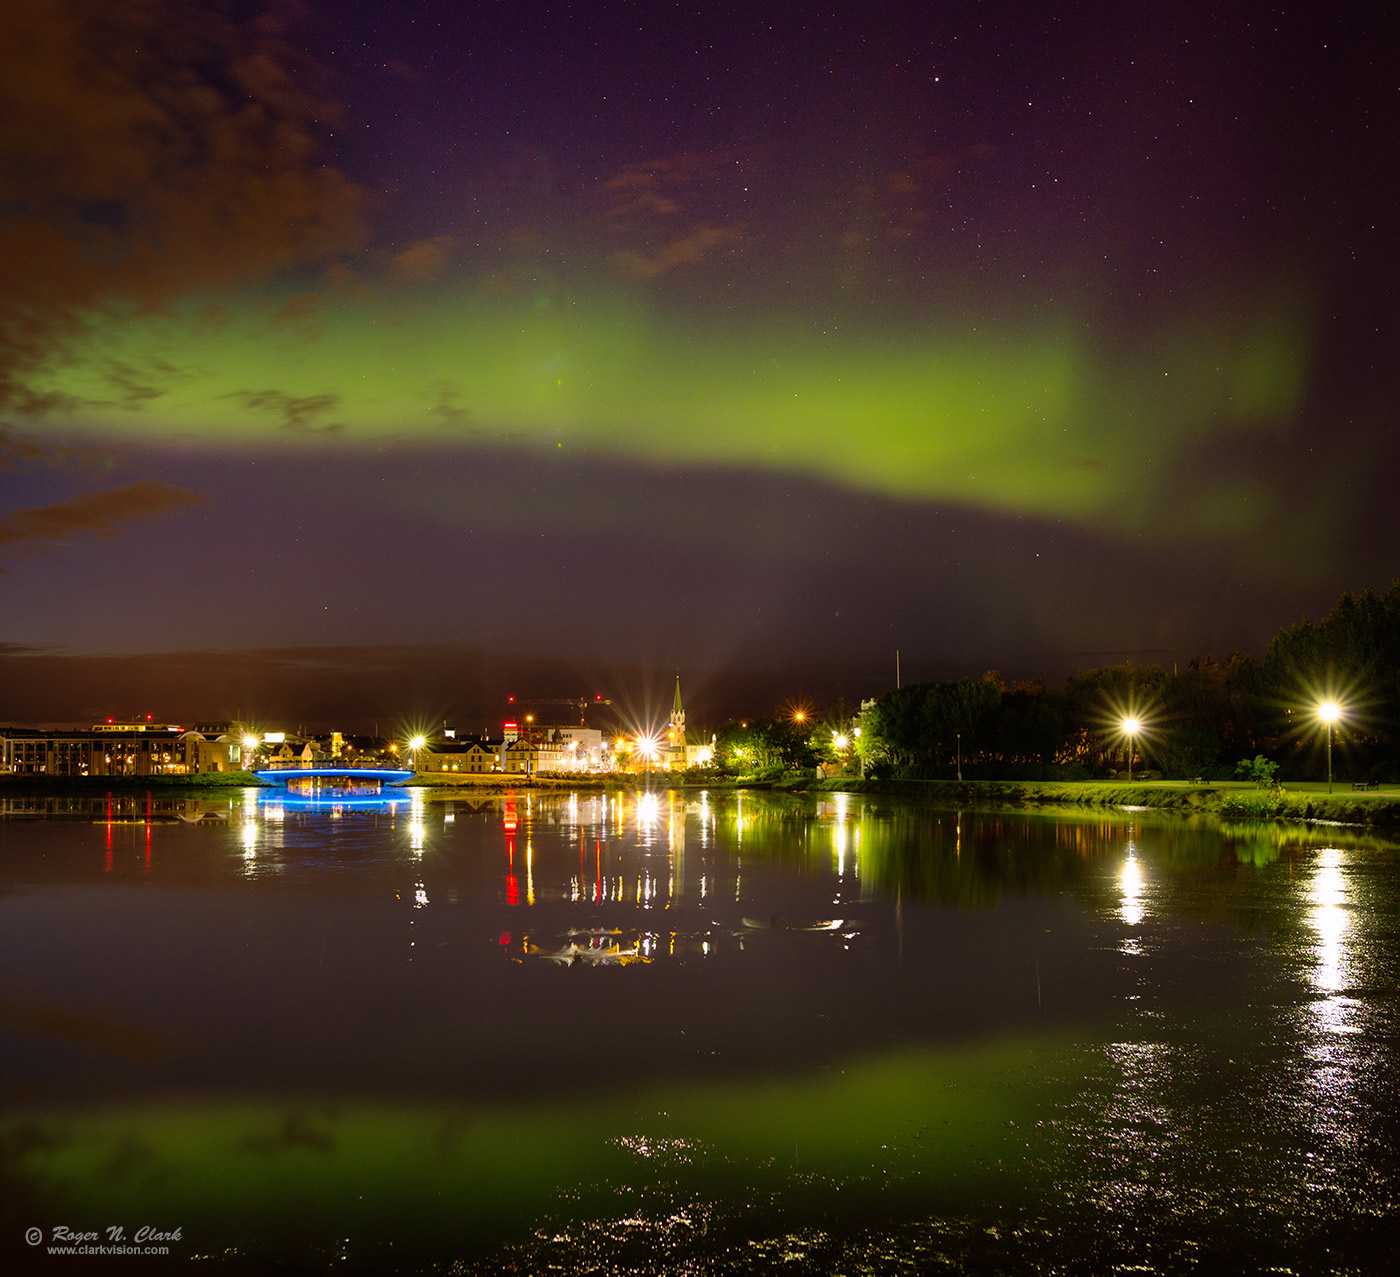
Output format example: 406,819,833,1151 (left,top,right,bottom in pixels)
255,766,415,785
256,759,409,771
